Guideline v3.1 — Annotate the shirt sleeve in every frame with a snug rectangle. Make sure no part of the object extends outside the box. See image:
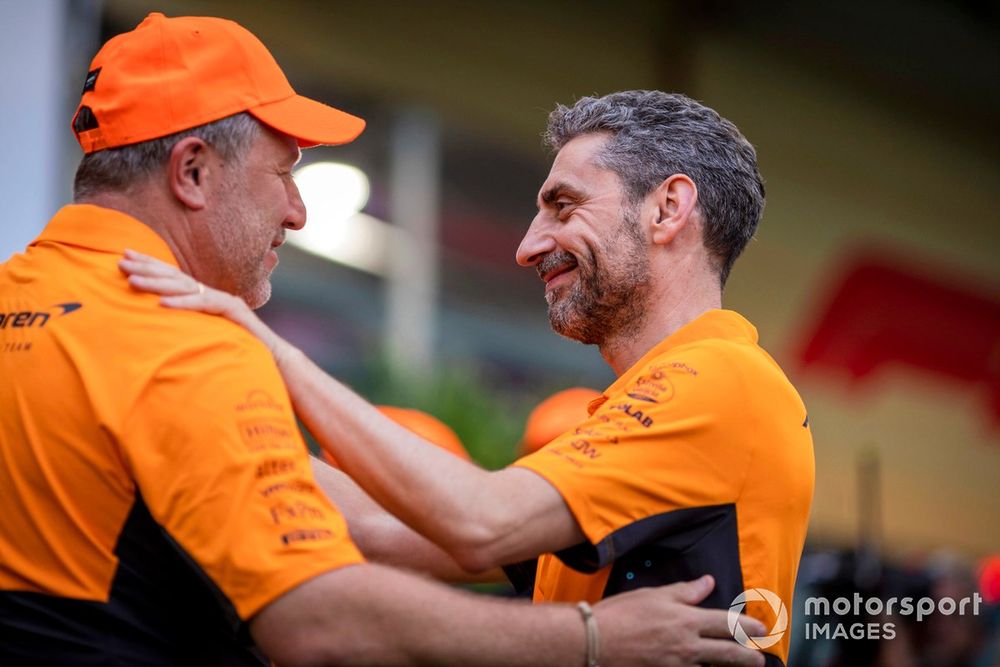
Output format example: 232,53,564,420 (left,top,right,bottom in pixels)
120,329,364,620
513,345,754,570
